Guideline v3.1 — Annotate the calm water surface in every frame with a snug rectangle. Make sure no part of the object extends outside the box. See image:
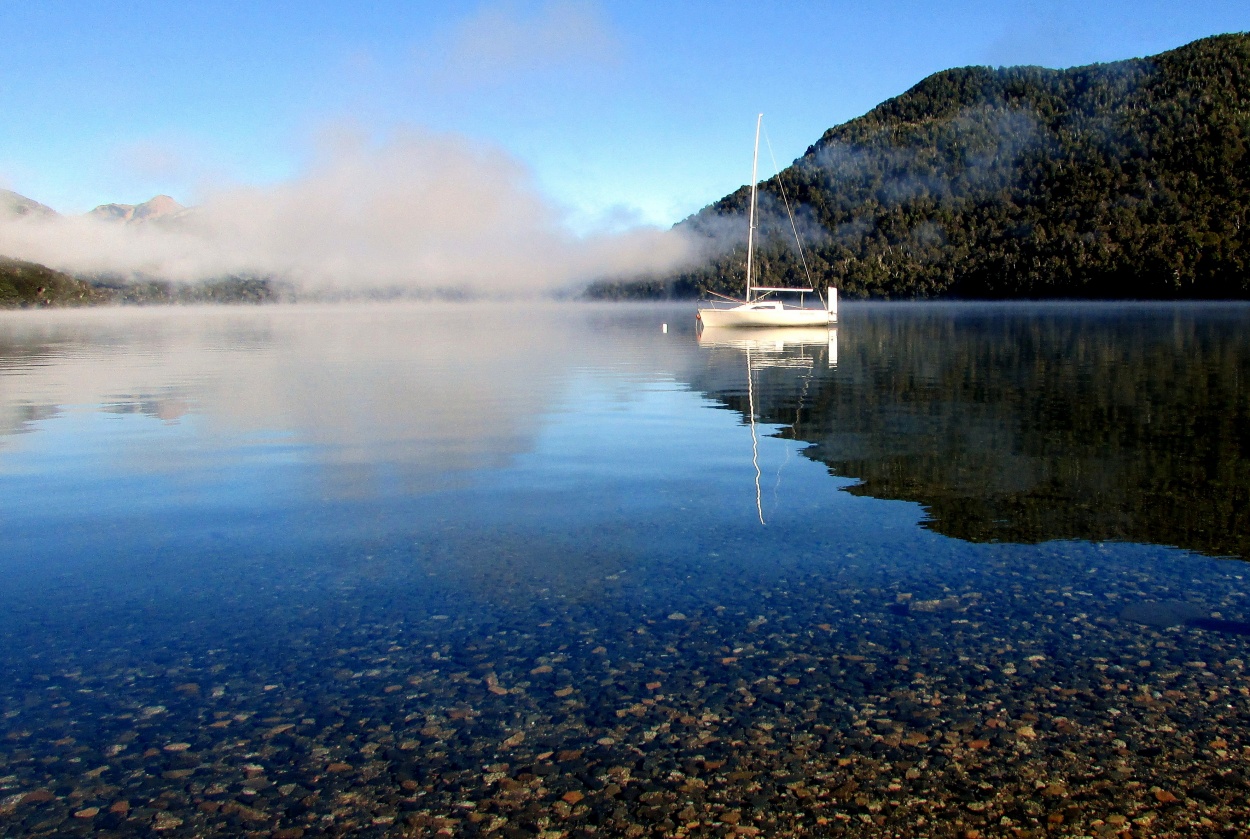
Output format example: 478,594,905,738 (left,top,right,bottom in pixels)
1,301,1249,837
